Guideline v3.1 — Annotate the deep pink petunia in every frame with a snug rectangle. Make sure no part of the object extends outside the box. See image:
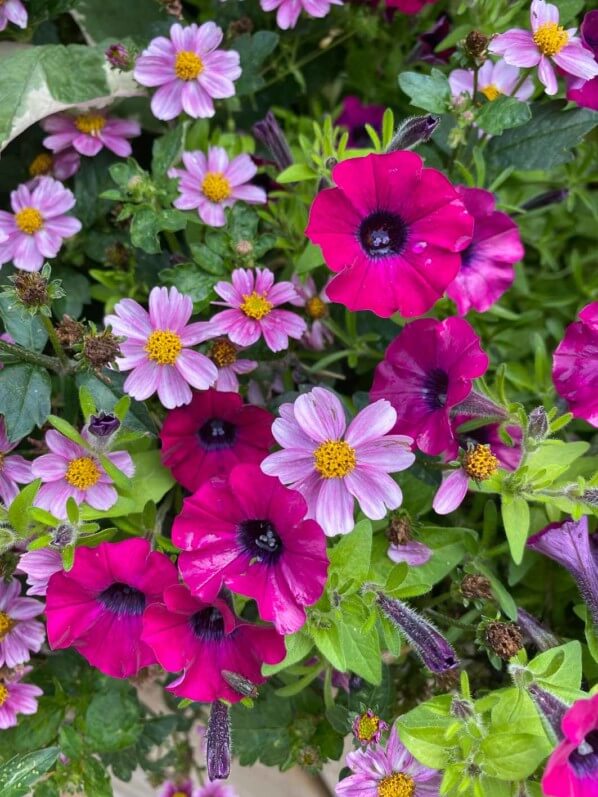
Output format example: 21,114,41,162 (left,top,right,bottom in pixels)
19,549,63,597
169,147,266,228
261,387,415,536
552,302,598,427
41,111,141,159
385,0,437,12
105,286,218,409
0,667,43,730
260,0,343,30
370,318,489,457
0,580,45,668
0,177,81,272
134,22,241,121
206,267,307,353
542,693,598,797
0,418,32,506
141,586,285,703
336,96,385,148
305,151,473,318
45,538,178,678
174,464,329,634
567,12,598,109
446,186,524,315
160,389,274,493
0,0,27,31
